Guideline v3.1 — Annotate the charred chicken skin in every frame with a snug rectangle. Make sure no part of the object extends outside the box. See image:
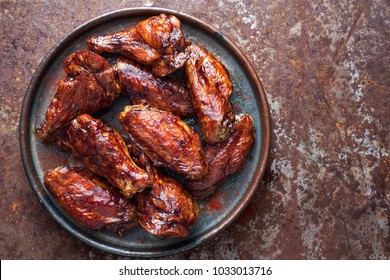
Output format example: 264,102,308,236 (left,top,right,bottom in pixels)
115,57,194,118
57,114,153,198
86,14,188,77
37,50,121,143
119,105,208,180
185,43,234,145
44,166,138,232
187,114,255,198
